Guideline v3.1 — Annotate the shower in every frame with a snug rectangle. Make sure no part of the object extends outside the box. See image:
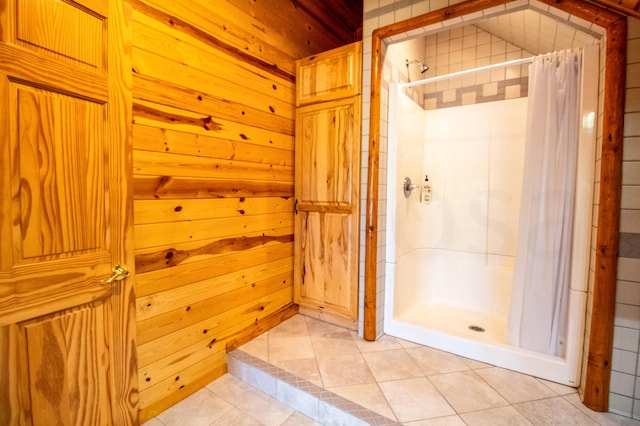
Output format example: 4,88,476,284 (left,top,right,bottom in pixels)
385,43,601,386
405,59,429,82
